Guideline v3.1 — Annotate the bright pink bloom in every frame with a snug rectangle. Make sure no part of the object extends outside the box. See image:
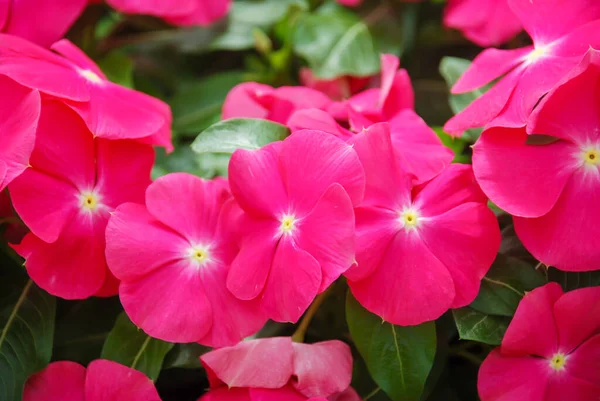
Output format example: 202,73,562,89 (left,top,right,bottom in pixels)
9,101,154,299
299,68,371,101
24,360,162,401
104,0,230,26
346,123,500,325
1,0,87,47
335,0,361,6
444,0,522,47
222,82,332,125
226,130,365,323
0,76,39,192
289,108,453,184
472,49,600,272
444,0,600,135
478,283,600,401
199,337,360,401
0,34,173,150
105,173,267,346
